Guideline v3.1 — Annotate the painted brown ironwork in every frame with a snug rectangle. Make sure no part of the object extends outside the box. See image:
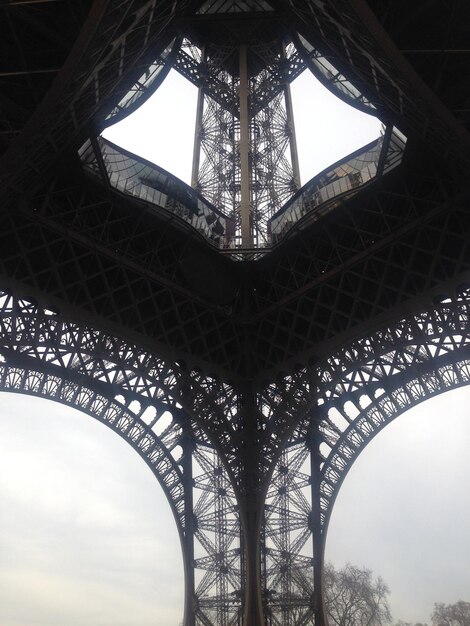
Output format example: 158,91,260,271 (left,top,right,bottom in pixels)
2,280,470,624
1,2,470,626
